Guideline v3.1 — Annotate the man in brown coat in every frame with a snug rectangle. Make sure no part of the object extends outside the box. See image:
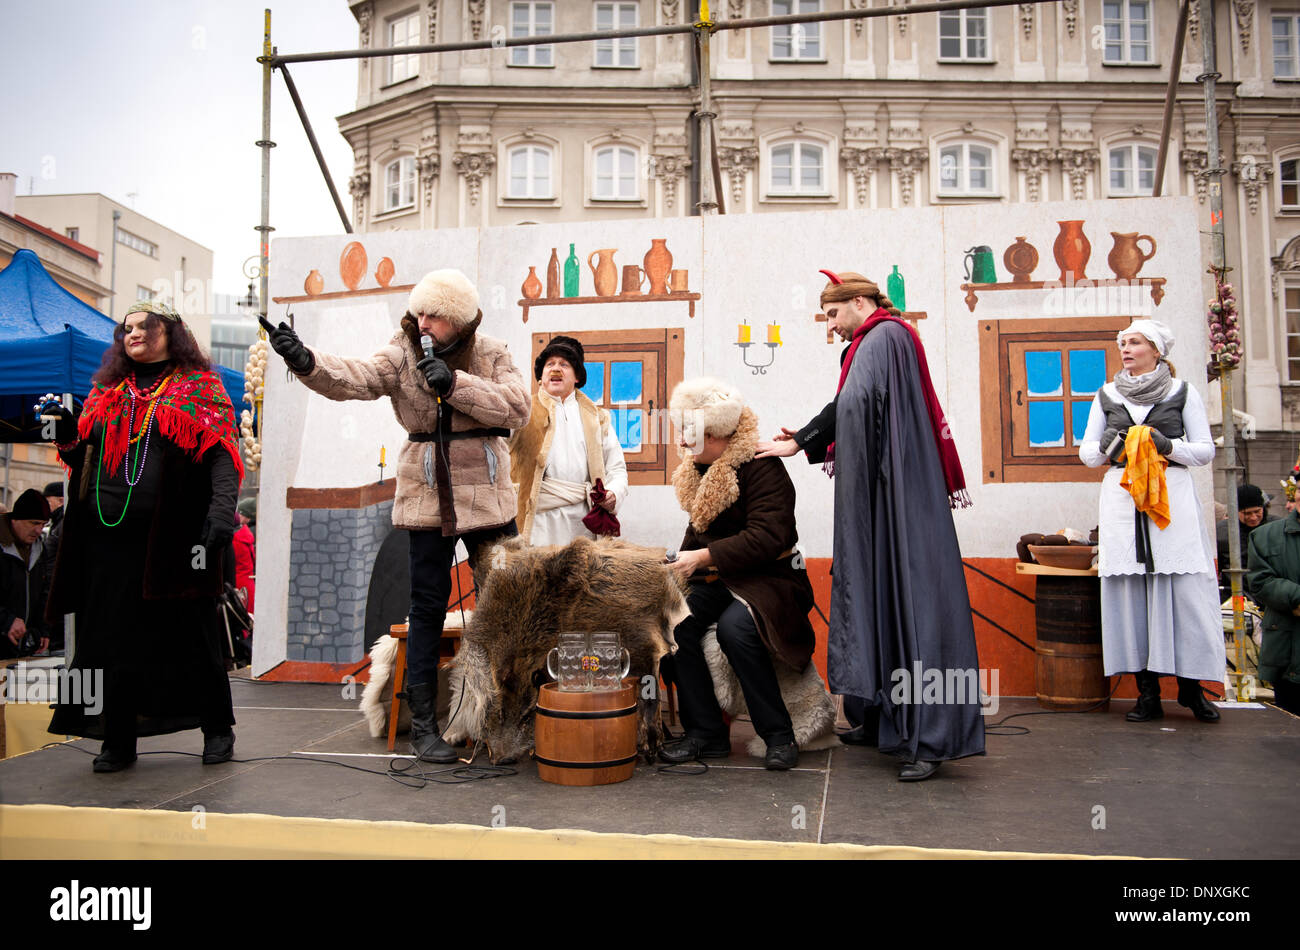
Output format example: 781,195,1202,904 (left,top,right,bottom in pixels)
660,377,815,770
269,269,530,762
